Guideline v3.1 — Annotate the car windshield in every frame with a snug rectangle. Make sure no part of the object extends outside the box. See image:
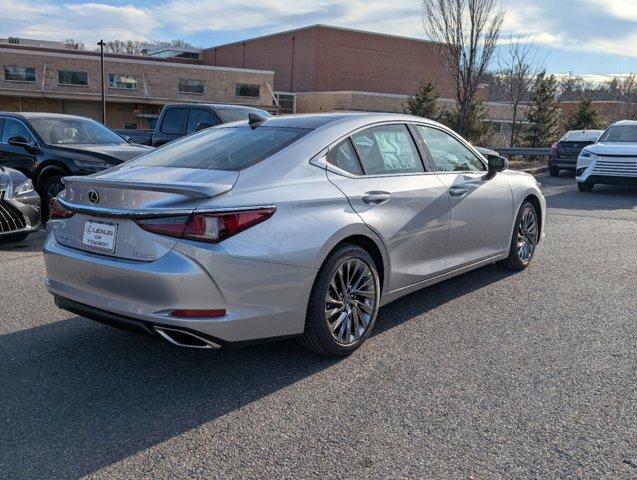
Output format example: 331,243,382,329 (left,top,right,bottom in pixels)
216,107,270,123
30,117,125,145
598,125,637,143
131,126,308,171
